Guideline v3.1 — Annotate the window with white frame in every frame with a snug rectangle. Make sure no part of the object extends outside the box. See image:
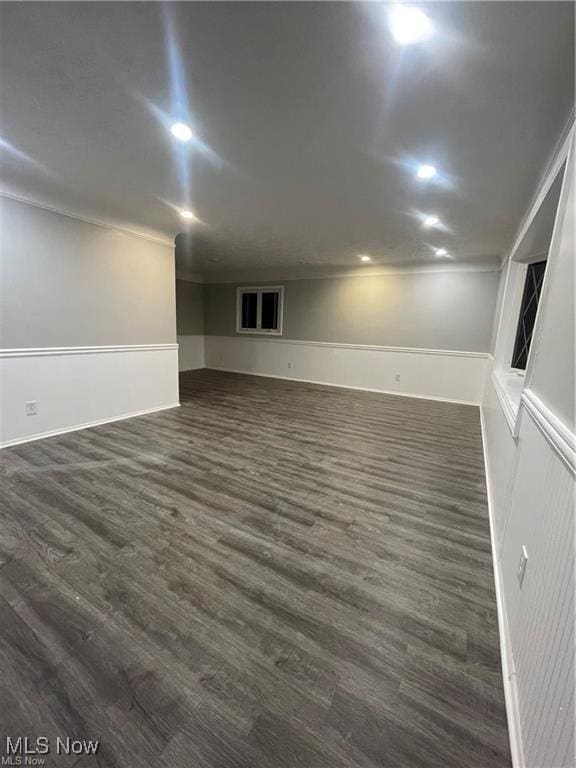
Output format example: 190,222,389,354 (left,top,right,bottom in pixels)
236,286,284,335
